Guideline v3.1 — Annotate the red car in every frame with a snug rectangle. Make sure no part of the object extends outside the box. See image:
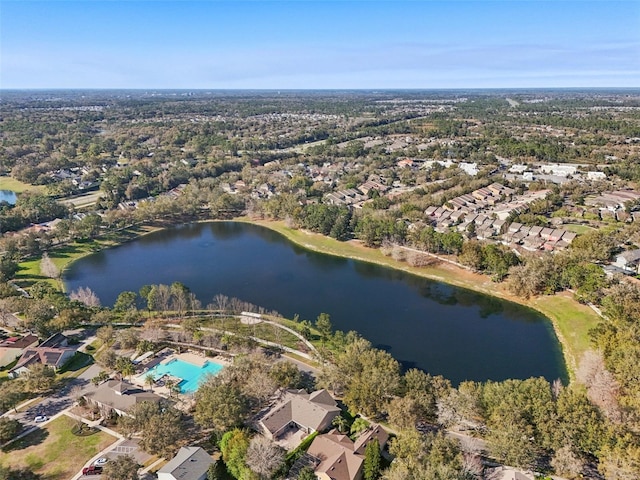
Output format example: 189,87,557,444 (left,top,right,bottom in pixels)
82,465,103,476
